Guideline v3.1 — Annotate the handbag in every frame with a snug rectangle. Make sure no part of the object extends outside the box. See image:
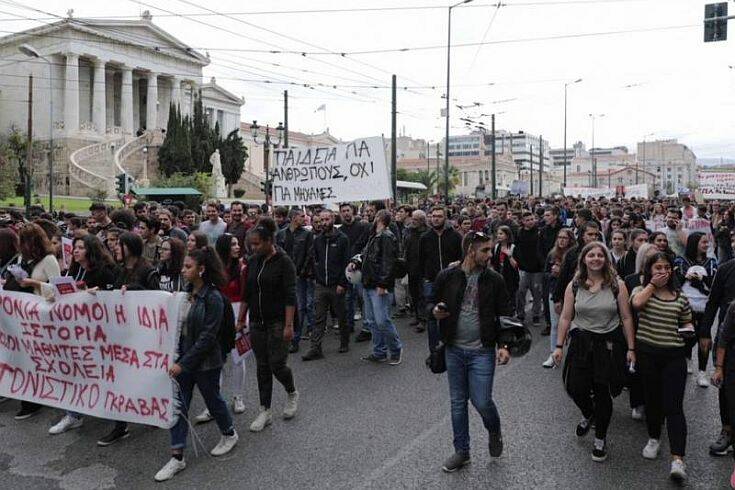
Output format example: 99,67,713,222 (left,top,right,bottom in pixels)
426,341,447,374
